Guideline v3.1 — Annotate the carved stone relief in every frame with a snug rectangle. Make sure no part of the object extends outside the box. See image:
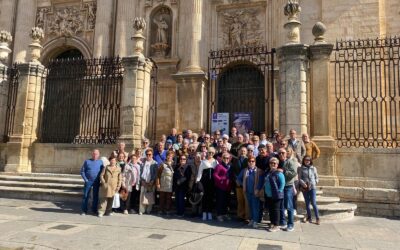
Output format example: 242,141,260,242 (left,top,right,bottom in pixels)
218,7,264,49
145,0,177,8
150,6,172,58
35,1,96,38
